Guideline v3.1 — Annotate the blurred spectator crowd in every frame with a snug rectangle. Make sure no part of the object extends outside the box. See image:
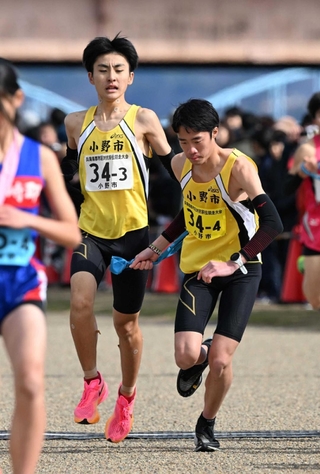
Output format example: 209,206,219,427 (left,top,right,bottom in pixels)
17,103,316,303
